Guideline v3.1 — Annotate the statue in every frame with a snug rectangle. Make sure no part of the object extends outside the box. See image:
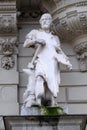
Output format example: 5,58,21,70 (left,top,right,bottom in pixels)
22,13,72,110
